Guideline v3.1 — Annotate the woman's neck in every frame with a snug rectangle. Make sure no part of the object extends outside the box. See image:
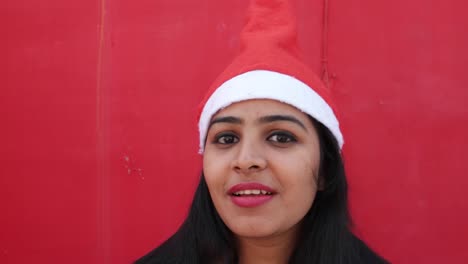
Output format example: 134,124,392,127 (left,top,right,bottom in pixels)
236,229,298,264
